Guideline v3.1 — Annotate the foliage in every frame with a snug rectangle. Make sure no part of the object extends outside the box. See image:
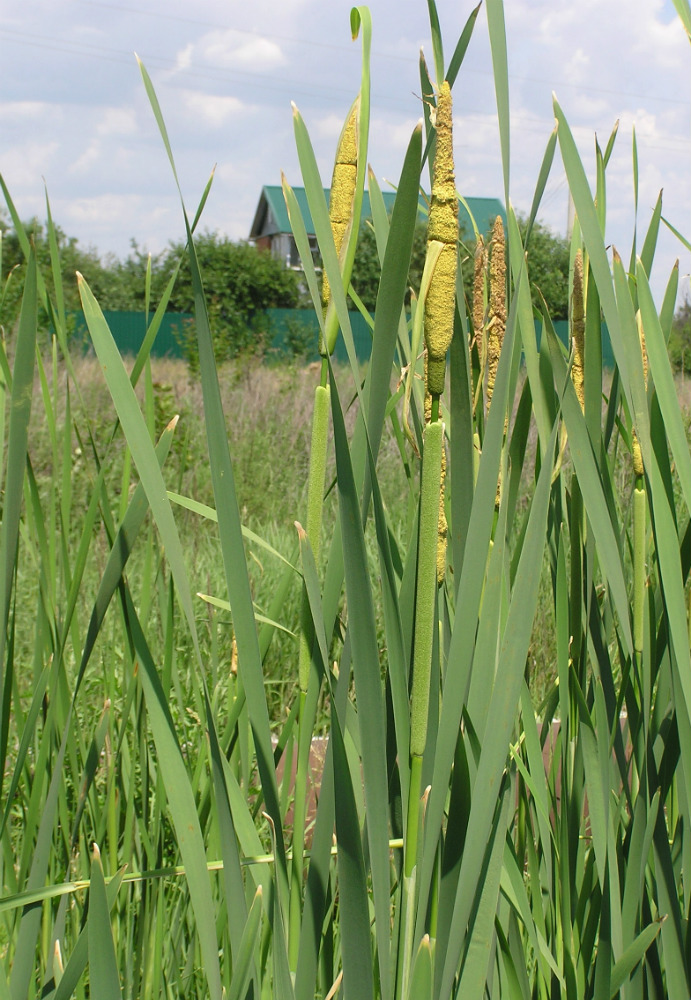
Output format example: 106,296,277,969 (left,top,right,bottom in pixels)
668,293,691,371
517,214,571,319
350,220,428,310
162,232,300,366
0,213,112,336
281,313,318,360
350,212,570,319
0,215,300,365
